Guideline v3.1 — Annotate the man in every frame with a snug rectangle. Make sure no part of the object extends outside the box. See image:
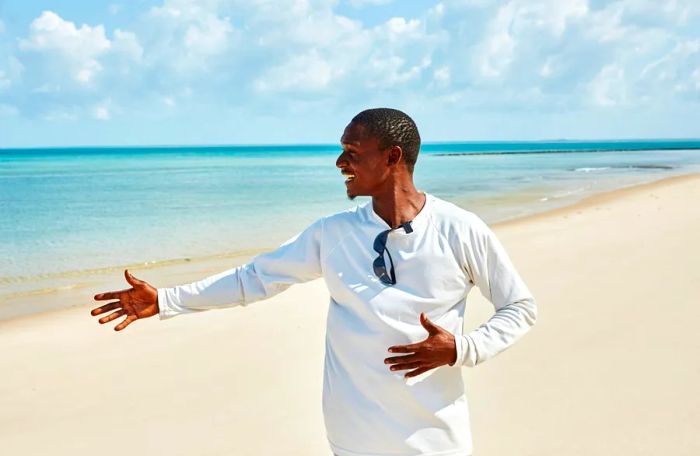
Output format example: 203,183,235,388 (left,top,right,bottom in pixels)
91,108,537,456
